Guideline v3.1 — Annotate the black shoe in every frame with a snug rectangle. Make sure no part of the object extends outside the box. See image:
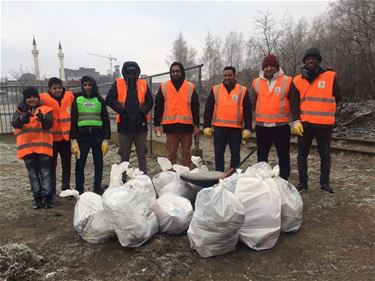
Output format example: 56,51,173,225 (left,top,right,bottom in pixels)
93,188,103,196
43,199,54,209
33,199,44,209
321,184,334,193
297,183,308,192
